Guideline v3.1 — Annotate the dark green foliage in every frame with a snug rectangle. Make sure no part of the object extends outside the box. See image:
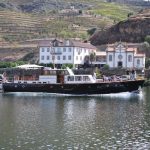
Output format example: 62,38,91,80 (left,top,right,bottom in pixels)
127,12,133,17
0,61,25,68
87,28,97,35
61,64,73,69
145,58,150,68
103,64,109,69
145,35,150,44
89,52,96,64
